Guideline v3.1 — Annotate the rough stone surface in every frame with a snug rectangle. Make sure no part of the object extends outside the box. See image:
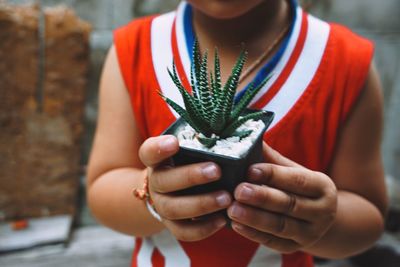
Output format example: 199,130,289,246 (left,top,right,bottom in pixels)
0,3,91,221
